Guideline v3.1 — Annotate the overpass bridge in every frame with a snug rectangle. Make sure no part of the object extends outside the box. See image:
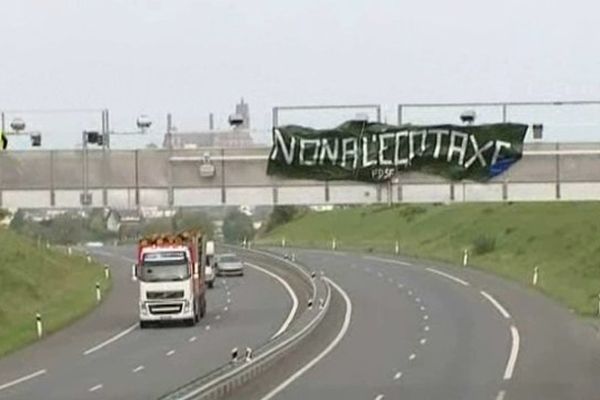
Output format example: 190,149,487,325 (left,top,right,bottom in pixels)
1,142,600,209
